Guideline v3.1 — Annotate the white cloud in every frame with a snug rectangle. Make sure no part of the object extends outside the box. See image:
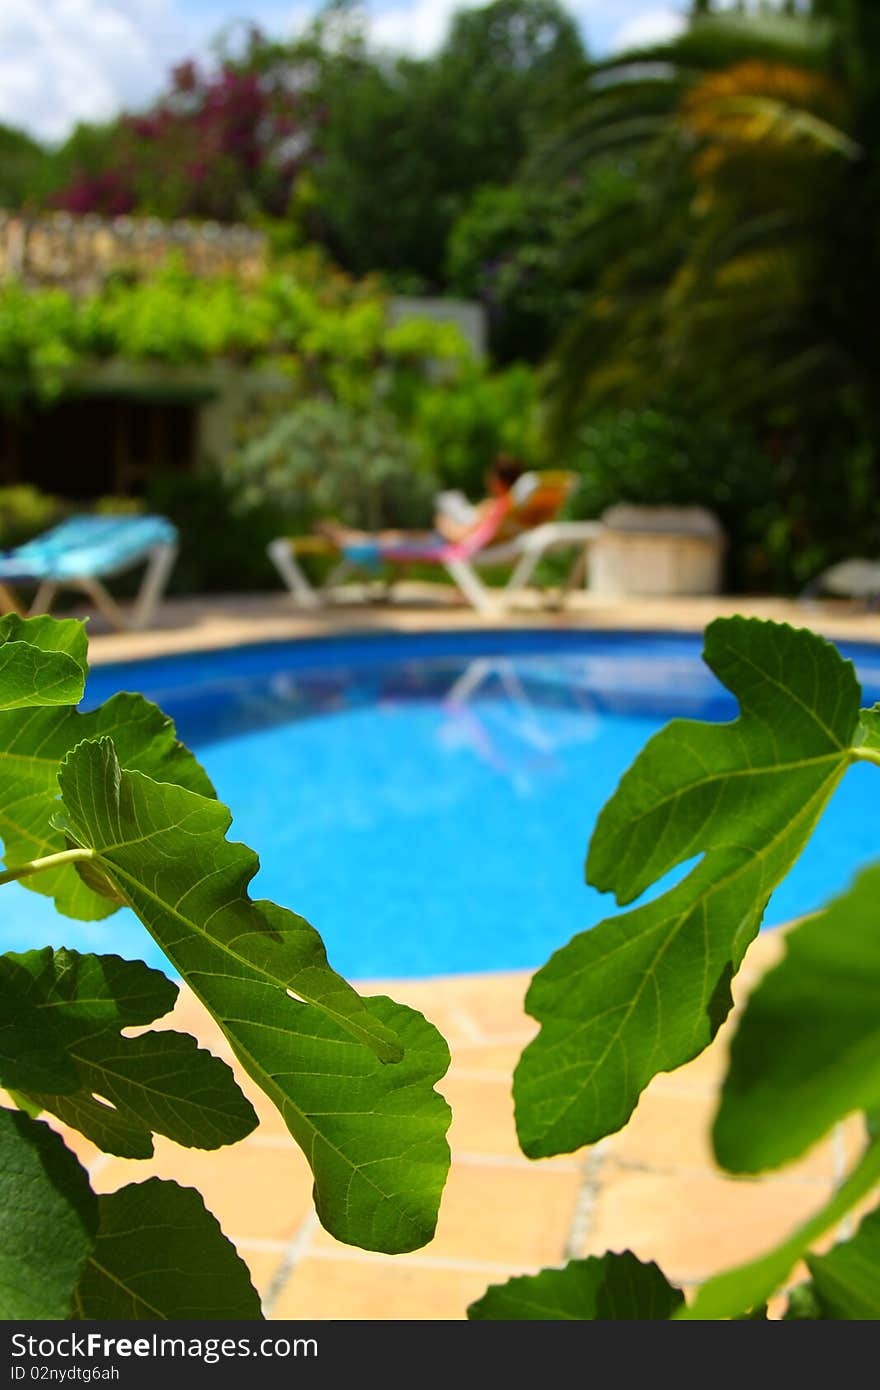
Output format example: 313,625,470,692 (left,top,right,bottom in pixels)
611,8,687,51
368,0,482,56
364,0,687,60
0,1,696,145
0,0,189,143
